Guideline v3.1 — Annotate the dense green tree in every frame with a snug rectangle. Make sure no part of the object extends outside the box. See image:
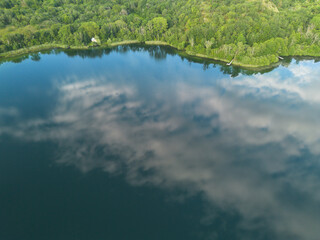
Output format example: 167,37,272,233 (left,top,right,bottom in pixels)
2,0,320,67
147,17,168,40
58,25,74,44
